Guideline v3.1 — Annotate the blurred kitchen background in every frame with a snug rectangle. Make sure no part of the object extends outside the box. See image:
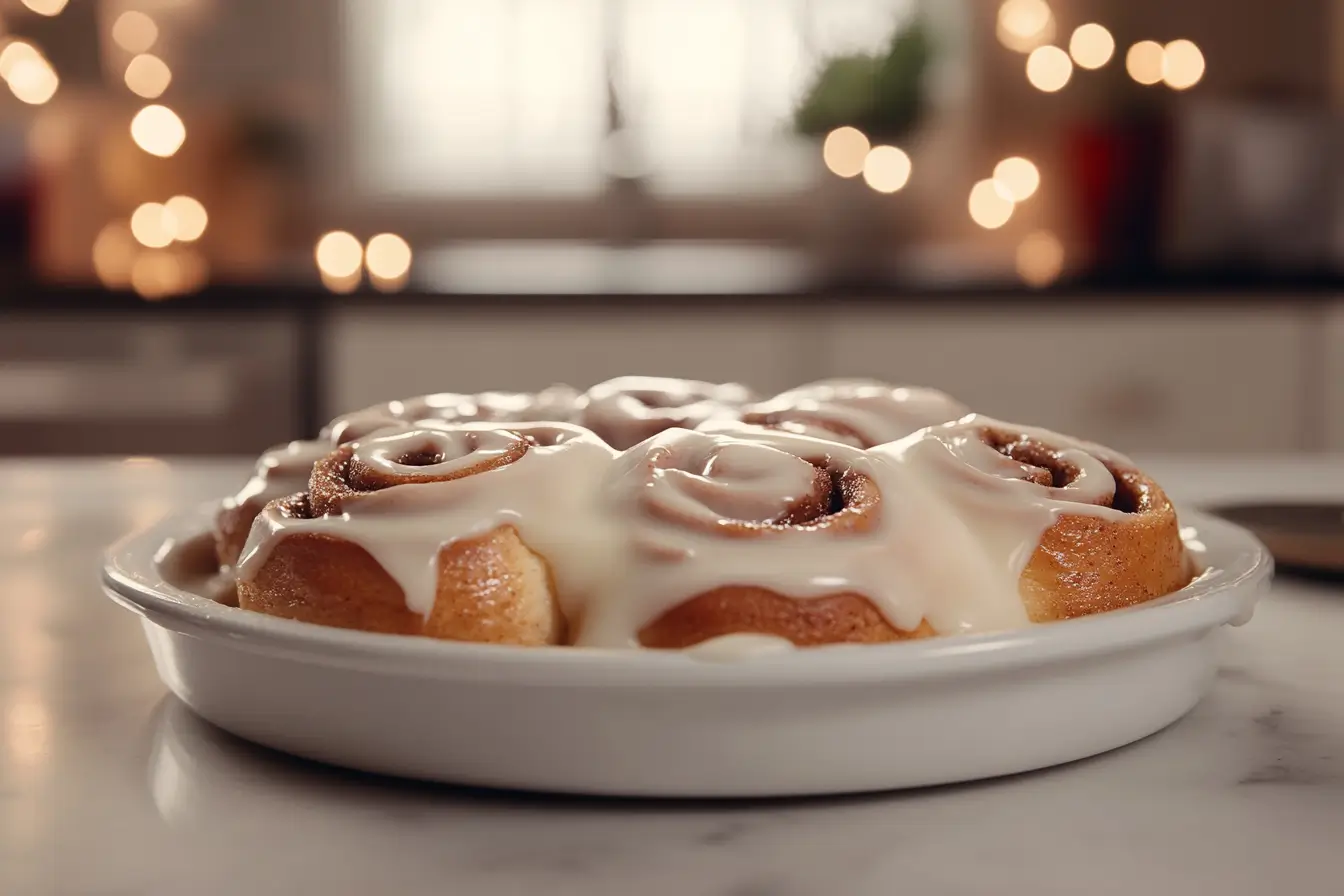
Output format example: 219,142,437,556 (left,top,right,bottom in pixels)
0,0,1341,456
